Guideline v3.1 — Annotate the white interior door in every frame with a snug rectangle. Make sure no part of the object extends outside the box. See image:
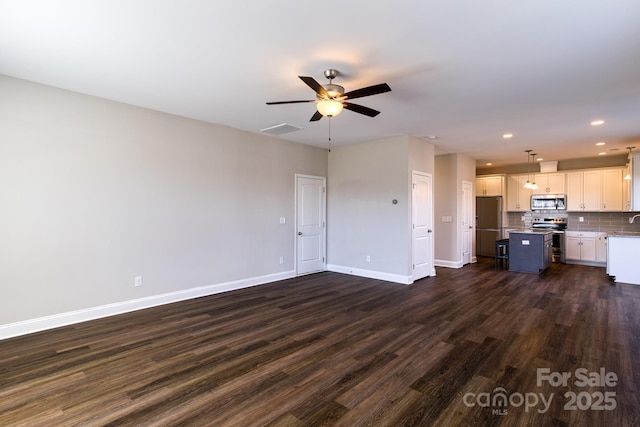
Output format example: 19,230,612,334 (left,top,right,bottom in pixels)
412,171,433,281
462,180,473,265
296,175,326,275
